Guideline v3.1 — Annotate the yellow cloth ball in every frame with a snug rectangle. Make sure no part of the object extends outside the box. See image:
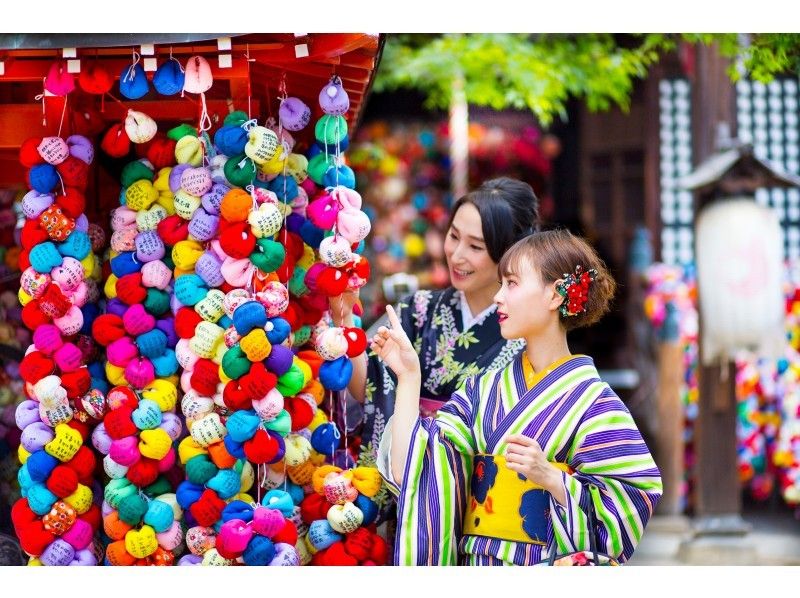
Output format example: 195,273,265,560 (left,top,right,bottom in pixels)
104,274,119,300
403,233,426,259
105,363,127,386
172,240,204,271
240,329,271,362
17,288,33,307
178,436,207,464
63,483,93,514
141,379,178,412
125,179,158,211
175,136,204,166
139,428,173,461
